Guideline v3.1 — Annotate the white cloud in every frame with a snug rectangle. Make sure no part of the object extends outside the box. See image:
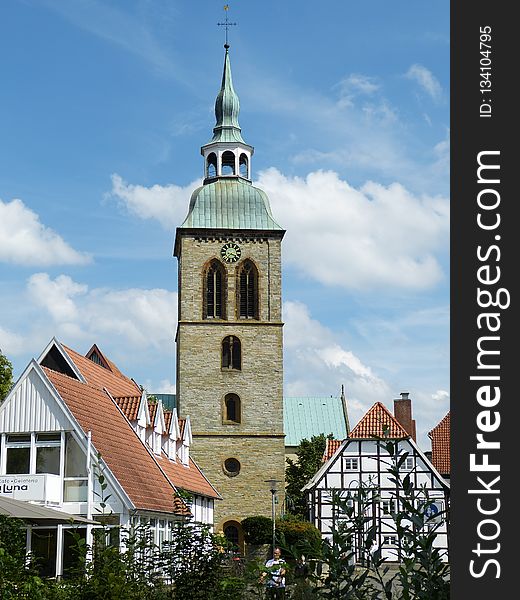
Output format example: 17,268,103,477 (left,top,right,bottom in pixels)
0,326,26,356
335,74,380,108
28,274,87,322
26,273,177,349
257,168,449,291
320,345,375,379
110,168,449,292
108,174,200,229
283,300,392,427
143,379,176,395
432,389,449,402
406,64,443,102
0,199,91,266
